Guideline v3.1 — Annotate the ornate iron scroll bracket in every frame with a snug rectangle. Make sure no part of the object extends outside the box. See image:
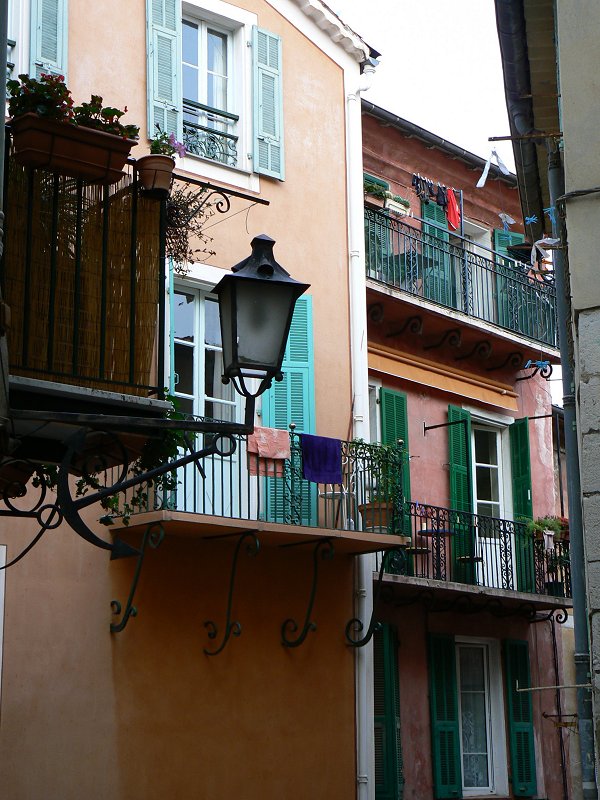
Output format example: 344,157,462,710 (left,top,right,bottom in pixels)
110,522,165,633
386,315,423,339
423,328,461,351
281,539,335,648
454,340,492,362
485,351,523,372
203,531,260,656
345,547,403,648
515,359,553,382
